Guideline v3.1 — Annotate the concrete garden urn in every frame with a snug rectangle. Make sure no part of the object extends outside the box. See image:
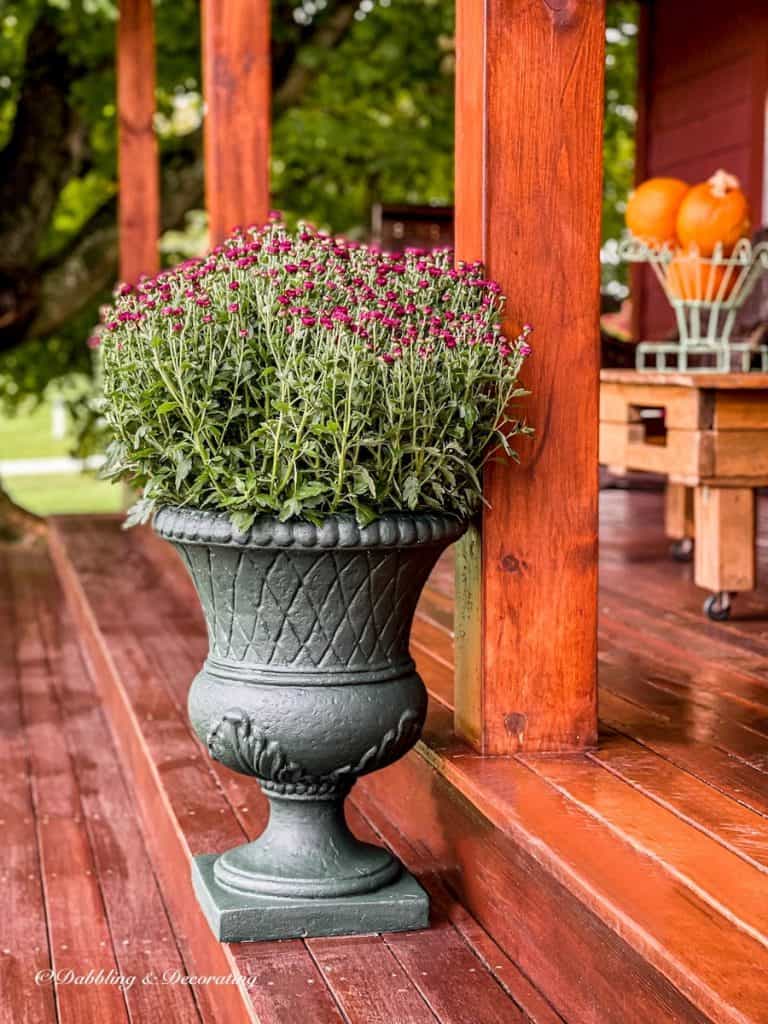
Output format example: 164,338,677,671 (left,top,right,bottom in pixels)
153,506,465,942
